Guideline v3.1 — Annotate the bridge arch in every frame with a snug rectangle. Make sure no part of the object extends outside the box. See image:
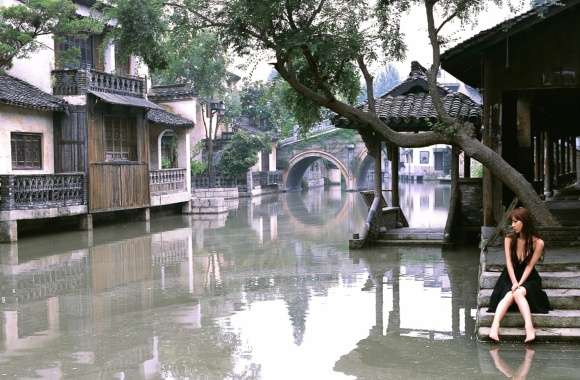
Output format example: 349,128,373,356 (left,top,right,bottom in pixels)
355,147,391,190
283,150,355,191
